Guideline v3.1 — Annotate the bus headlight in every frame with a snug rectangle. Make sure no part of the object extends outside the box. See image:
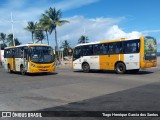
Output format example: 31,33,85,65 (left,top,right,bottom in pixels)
31,63,36,68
